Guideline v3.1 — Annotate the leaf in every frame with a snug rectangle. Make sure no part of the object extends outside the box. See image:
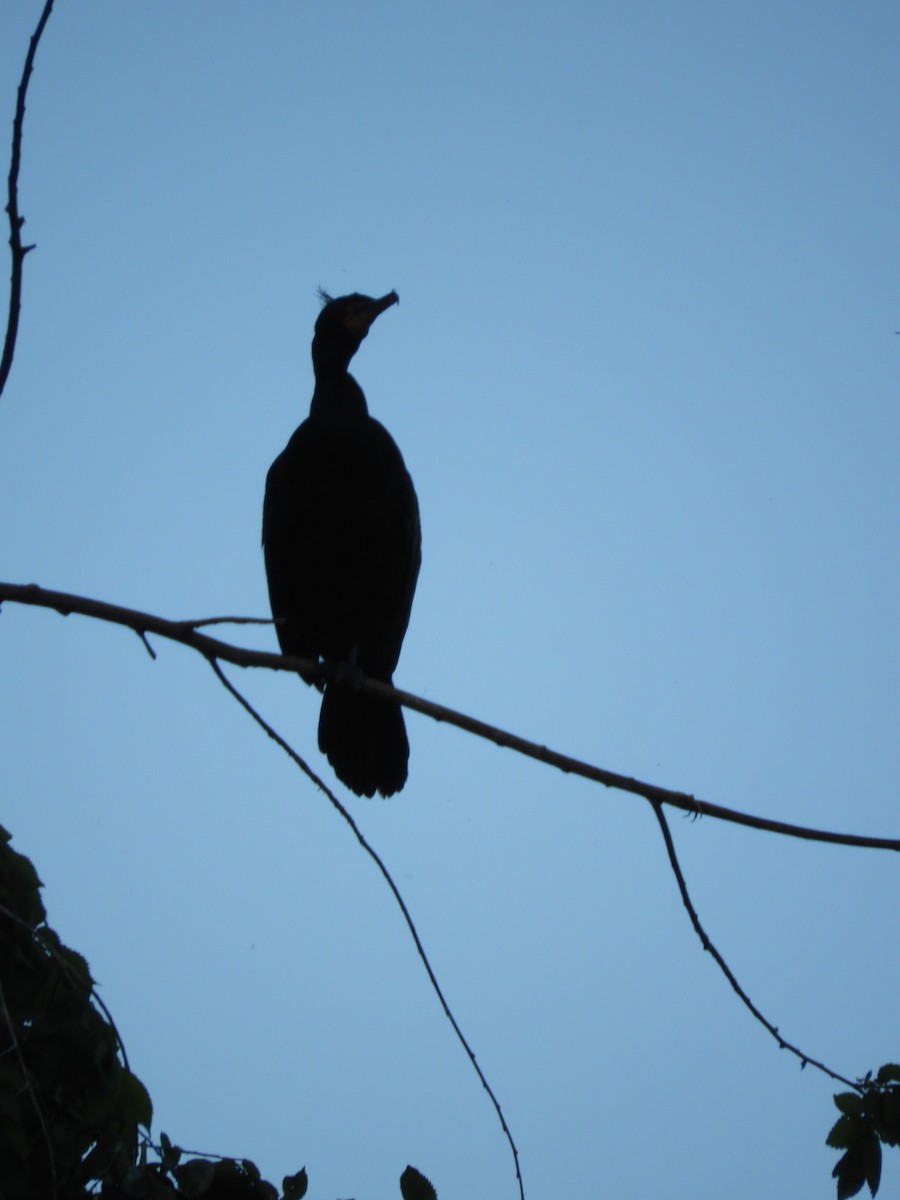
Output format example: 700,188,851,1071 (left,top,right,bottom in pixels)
879,1091,900,1146
80,1135,119,1183
121,1162,154,1197
828,1114,861,1150
835,1093,863,1117
159,1132,182,1172
175,1159,217,1197
57,941,94,988
400,1164,438,1200
833,1146,866,1200
1,836,46,928
863,1129,882,1197
120,1069,153,1130
875,1064,900,1085
282,1167,308,1200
